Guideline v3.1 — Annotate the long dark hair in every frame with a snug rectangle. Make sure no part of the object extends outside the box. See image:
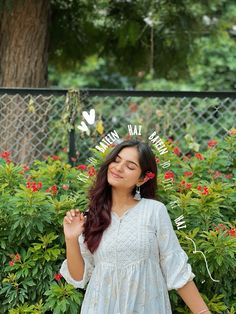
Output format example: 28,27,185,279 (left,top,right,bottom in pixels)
83,140,158,253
